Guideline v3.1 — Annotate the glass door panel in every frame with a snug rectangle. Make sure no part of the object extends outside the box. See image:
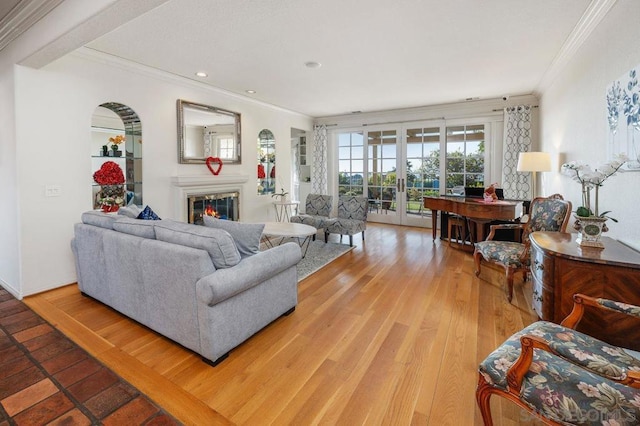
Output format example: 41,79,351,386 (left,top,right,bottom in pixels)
445,125,485,191
367,129,400,224
404,126,441,225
